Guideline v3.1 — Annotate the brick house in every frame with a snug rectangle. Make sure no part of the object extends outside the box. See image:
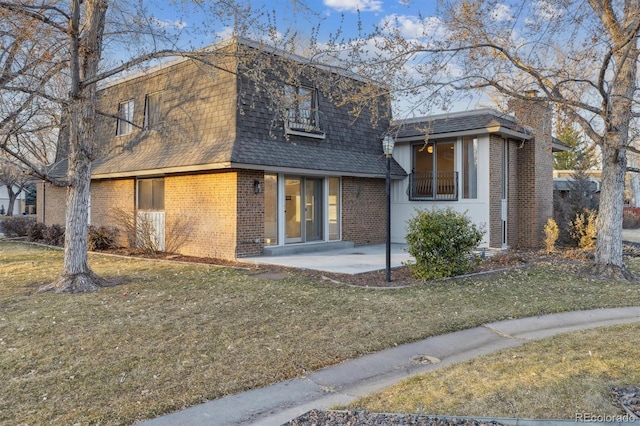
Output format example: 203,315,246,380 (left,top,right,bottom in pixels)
37,39,561,258
37,38,407,260
390,107,566,249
